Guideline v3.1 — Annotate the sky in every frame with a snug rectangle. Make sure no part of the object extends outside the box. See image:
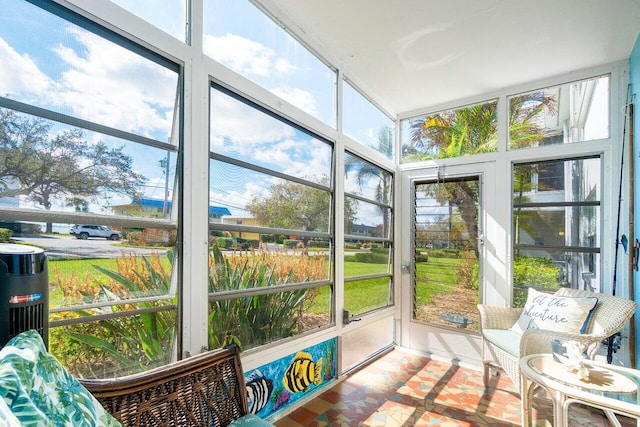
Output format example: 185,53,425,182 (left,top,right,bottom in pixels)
0,0,179,214
0,0,392,227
